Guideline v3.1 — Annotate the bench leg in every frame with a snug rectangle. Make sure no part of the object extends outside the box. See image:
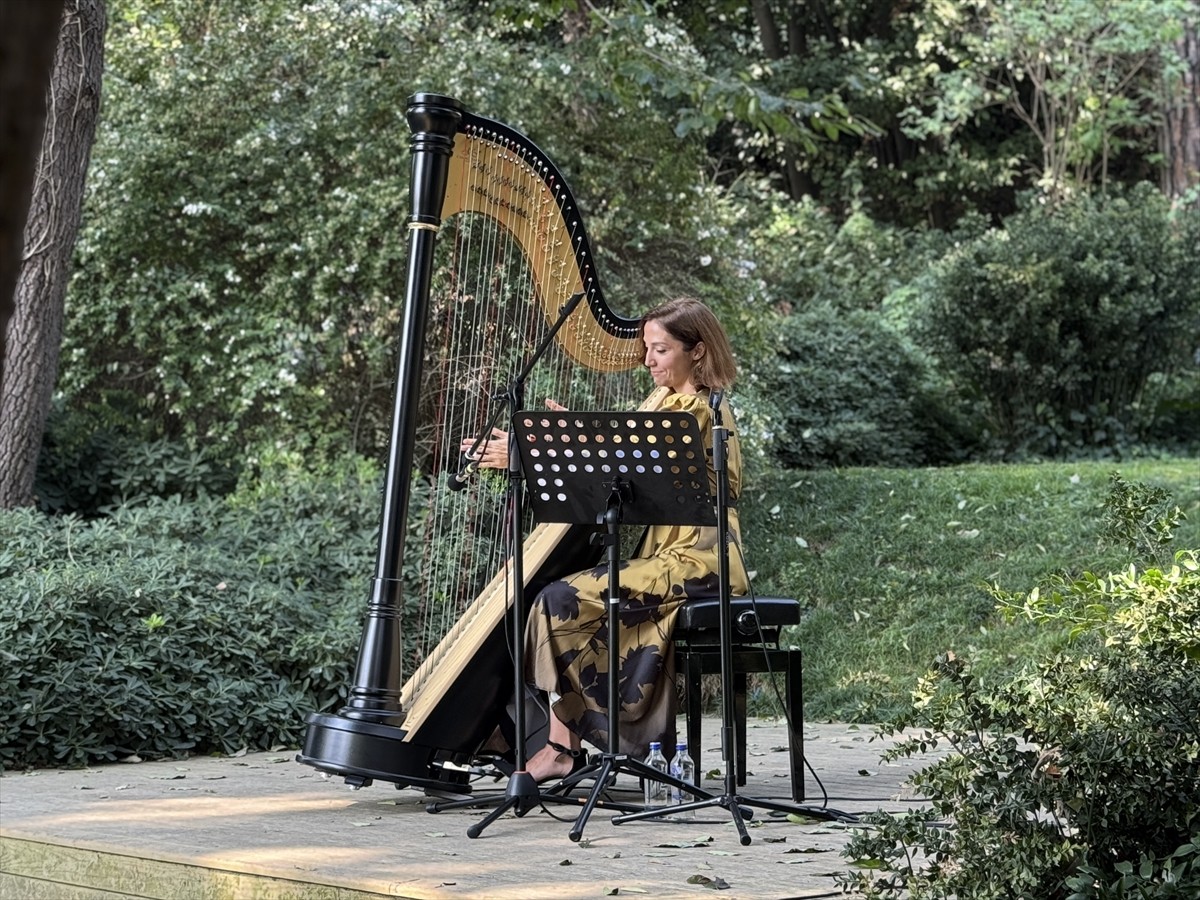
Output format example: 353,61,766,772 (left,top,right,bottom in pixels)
786,649,804,802
684,651,703,777
677,645,803,799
